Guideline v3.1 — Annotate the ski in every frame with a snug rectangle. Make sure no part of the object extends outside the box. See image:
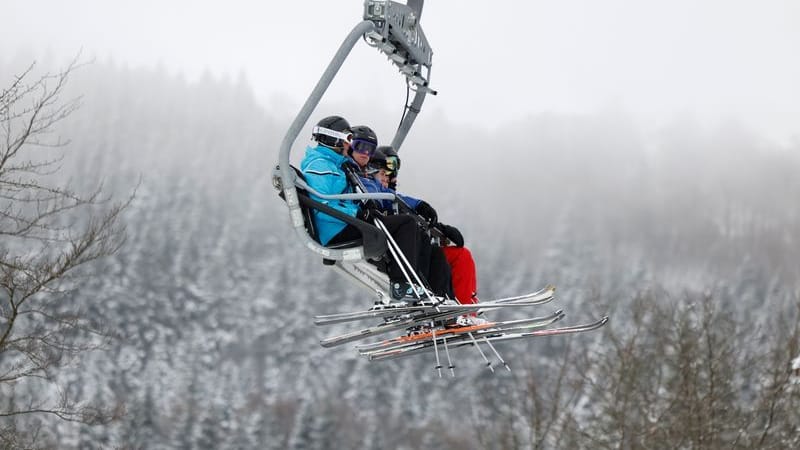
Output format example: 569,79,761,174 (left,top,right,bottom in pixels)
314,284,556,325
366,316,609,361
356,309,566,354
318,295,556,348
